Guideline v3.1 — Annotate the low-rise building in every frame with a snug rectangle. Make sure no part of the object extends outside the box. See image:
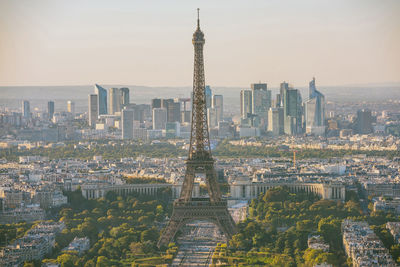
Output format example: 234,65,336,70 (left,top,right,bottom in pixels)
62,237,90,255
364,183,400,198
0,205,45,224
342,220,395,267
230,177,346,201
307,235,329,252
0,221,64,267
373,197,400,214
